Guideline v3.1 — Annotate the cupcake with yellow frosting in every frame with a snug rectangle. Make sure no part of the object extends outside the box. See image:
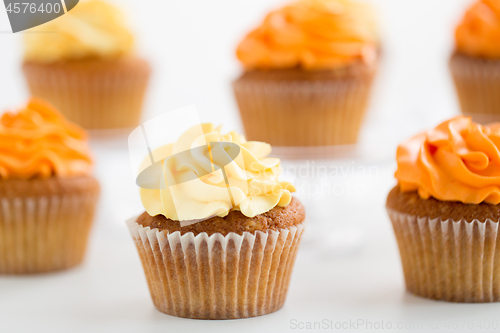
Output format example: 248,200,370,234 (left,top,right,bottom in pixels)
0,98,100,274
233,0,379,147
450,0,500,123
127,123,306,319
22,0,150,130
387,116,500,302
